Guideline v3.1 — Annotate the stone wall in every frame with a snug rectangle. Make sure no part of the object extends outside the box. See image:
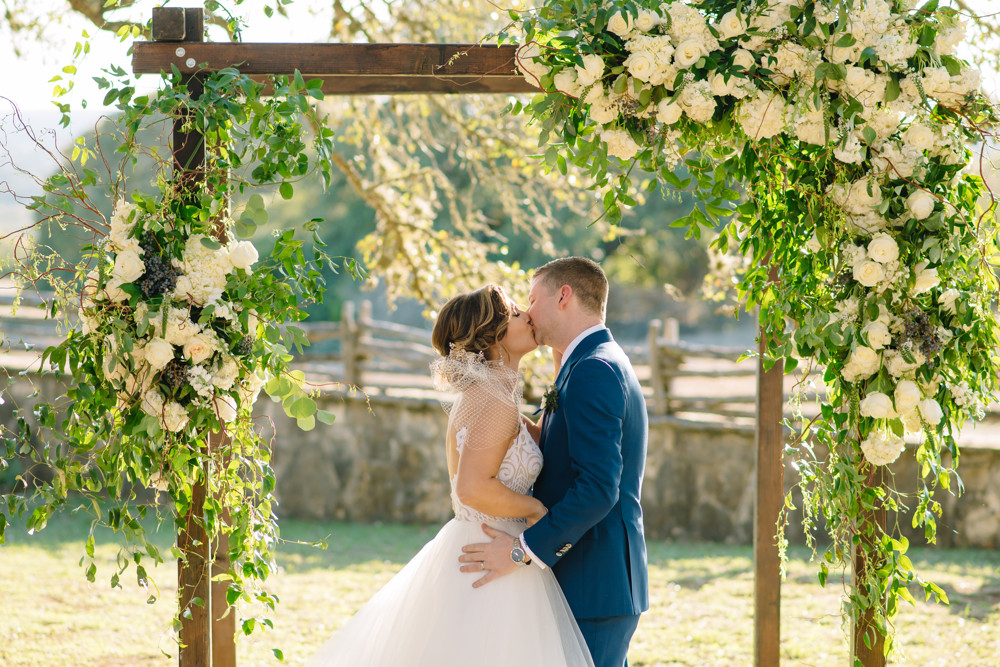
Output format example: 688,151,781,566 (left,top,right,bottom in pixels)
262,391,1000,549
4,372,998,549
